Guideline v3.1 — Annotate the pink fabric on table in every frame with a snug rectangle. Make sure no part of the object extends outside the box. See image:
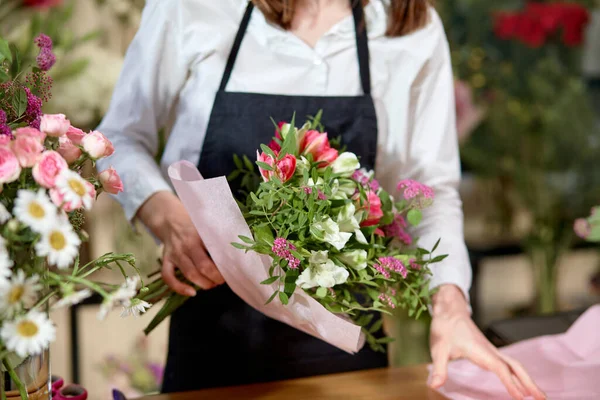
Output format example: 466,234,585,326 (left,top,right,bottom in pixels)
168,161,365,354
434,305,600,400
